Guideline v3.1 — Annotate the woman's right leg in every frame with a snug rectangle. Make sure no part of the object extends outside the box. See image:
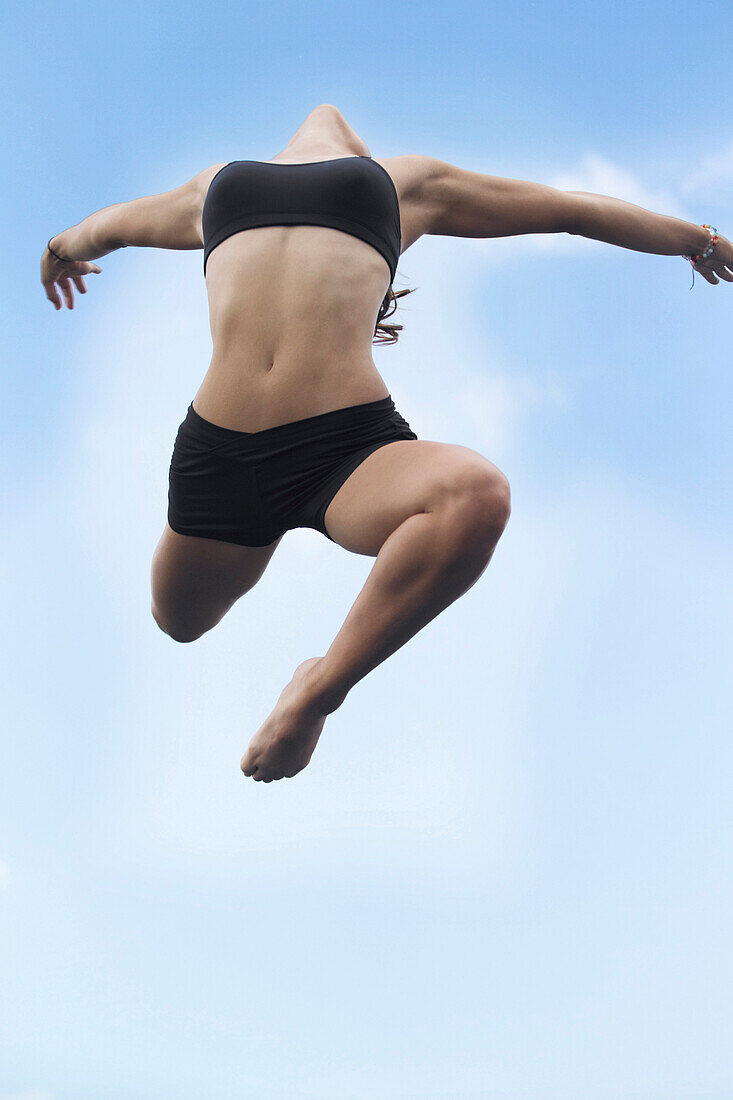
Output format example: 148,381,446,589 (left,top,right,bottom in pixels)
150,525,284,643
